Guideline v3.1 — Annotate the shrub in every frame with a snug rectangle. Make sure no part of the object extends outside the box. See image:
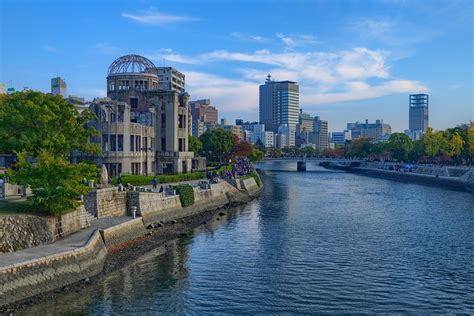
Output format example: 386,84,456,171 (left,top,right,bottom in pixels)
248,171,261,187
175,185,195,207
113,172,206,186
